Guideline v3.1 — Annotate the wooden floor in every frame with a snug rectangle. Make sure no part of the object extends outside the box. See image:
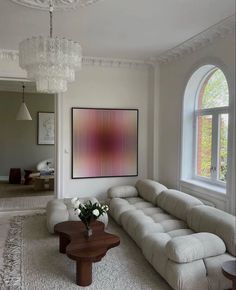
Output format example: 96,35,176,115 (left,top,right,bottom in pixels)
0,181,54,198
0,181,54,211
